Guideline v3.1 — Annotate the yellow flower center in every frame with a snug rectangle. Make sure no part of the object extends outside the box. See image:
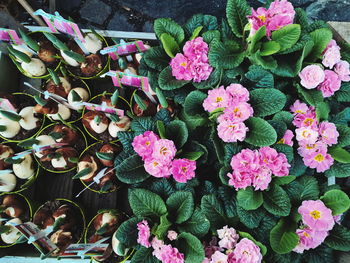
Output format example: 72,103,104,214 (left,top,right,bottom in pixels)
296,110,306,114
216,97,223,103
310,210,321,219
258,15,266,22
160,146,168,156
303,232,309,237
180,62,187,67
181,167,188,173
302,130,309,137
306,144,315,150
277,138,285,144
153,161,159,167
303,118,314,126
145,141,150,146
314,154,325,162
